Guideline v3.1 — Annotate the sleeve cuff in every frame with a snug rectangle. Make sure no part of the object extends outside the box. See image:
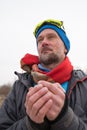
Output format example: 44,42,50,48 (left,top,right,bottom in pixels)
50,107,79,130
25,116,50,130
